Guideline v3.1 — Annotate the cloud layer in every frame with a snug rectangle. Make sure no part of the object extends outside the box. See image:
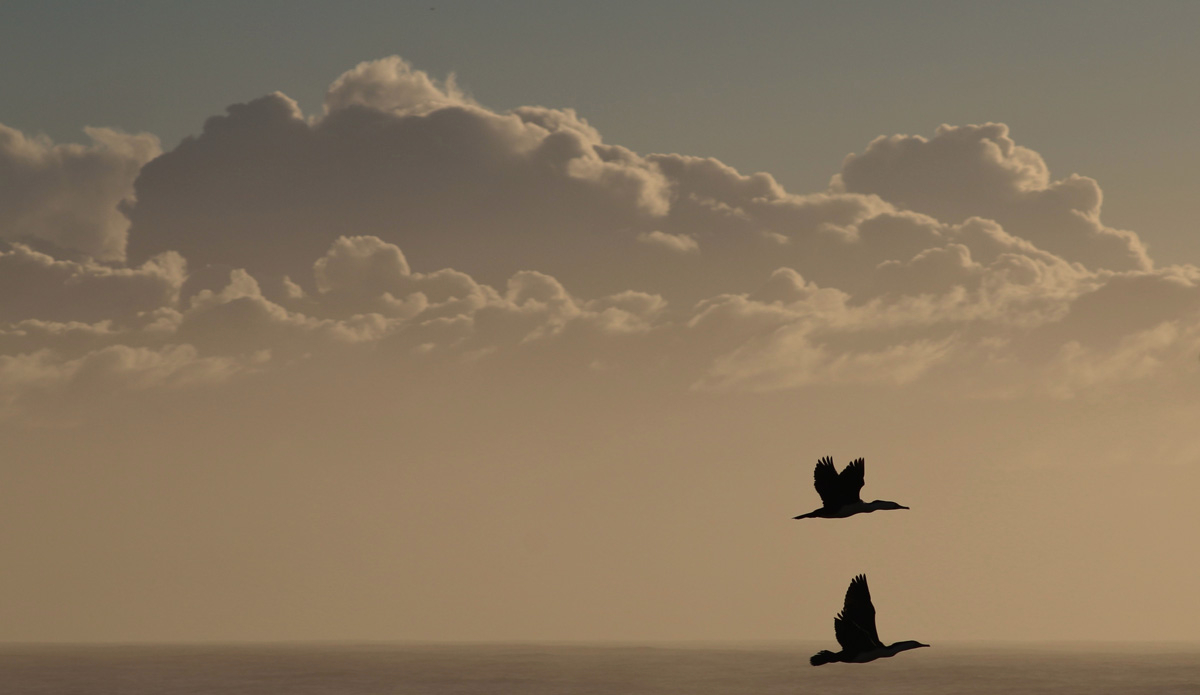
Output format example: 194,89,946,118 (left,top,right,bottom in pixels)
2,56,1199,417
